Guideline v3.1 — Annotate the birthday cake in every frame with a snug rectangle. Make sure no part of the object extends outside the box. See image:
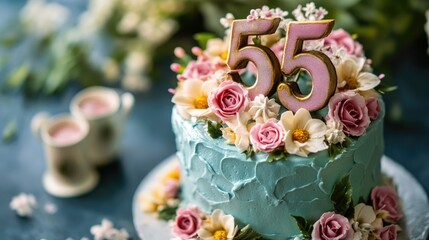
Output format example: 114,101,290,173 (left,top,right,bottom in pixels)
141,3,402,240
